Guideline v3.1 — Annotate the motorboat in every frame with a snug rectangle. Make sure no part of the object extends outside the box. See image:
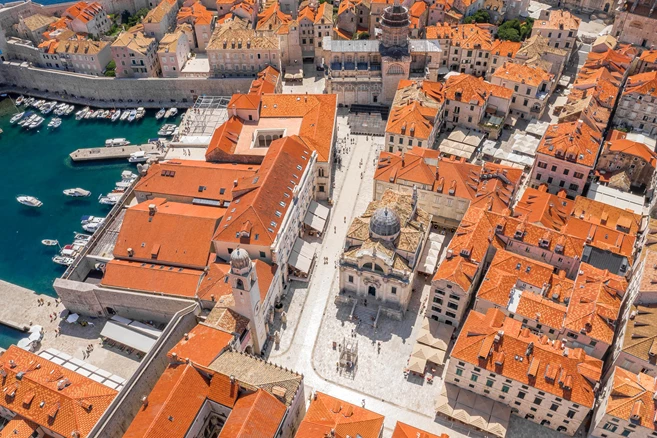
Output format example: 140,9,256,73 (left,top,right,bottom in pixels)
111,110,121,122
157,124,176,136
41,102,56,114
105,138,130,147
127,109,137,122
63,188,91,197
15,95,24,105
48,117,62,129
128,151,159,163
75,107,88,120
41,239,59,246
120,110,130,121
16,195,42,207
10,112,25,124
84,109,93,119
80,215,104,225
28,117,44,129
121,170,137,180
164,108,178,118
52,255,74,266
98,192,123,205
74,232,92,242
64,105,74,115
136,107,145,119
82,220,103,233
155,108,166,119
18,114,34,127
61,243,84,256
